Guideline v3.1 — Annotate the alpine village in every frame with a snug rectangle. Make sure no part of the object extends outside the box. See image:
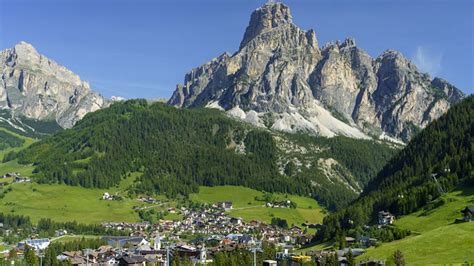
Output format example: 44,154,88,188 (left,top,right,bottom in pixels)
0,1,472,265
